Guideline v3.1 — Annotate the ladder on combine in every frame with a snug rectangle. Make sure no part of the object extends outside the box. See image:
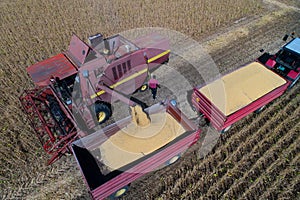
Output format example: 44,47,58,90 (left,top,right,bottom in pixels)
19,88,79,164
